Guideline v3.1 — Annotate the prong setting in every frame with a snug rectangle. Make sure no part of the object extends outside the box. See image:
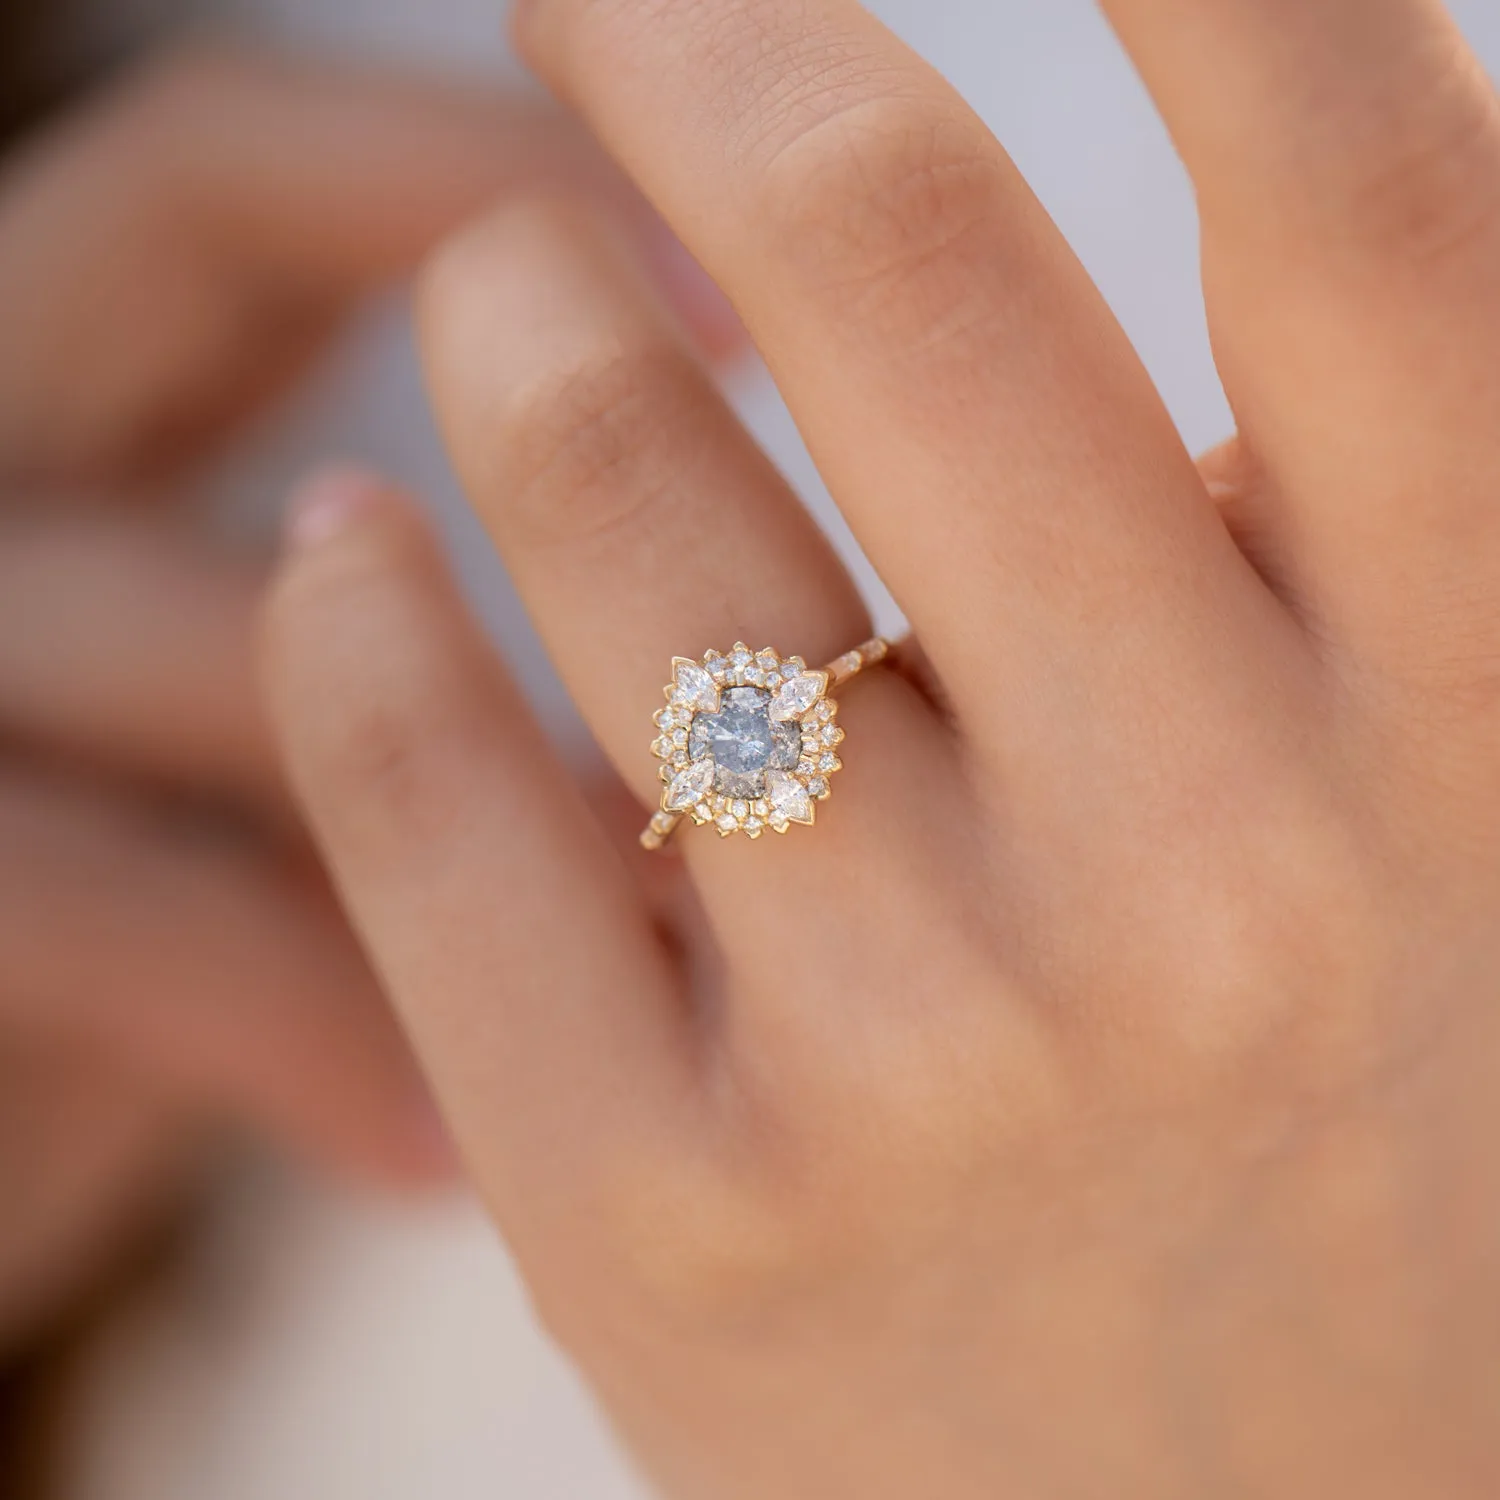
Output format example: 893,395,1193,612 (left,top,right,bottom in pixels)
650,642,846,839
